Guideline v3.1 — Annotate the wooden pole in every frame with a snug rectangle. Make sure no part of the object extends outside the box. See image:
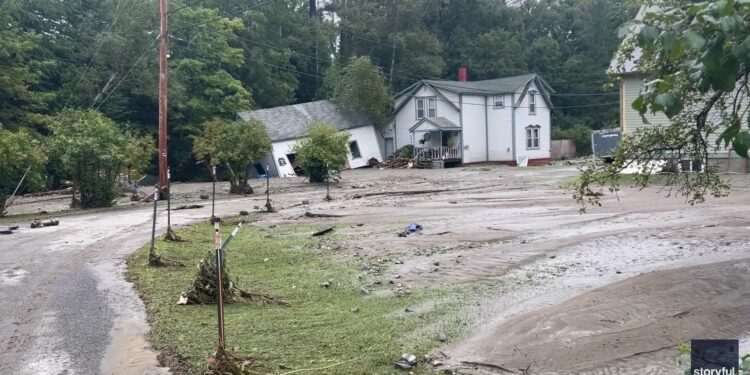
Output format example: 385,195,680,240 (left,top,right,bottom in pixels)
158,0,169,194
